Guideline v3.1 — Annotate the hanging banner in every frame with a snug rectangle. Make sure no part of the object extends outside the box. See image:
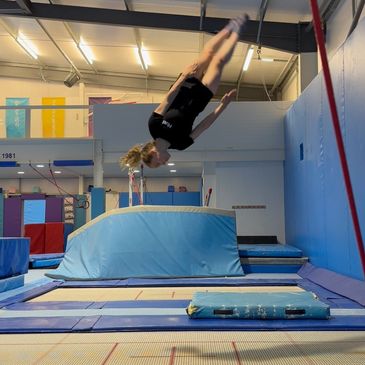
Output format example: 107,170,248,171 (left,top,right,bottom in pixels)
5,97,29,138
42,97,65,137
88,97,112,137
